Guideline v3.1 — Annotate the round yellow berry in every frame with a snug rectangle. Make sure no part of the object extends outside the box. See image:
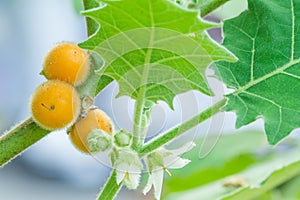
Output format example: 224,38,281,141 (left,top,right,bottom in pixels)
69,108,114,153
30,80,81,130
43,42,90,85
